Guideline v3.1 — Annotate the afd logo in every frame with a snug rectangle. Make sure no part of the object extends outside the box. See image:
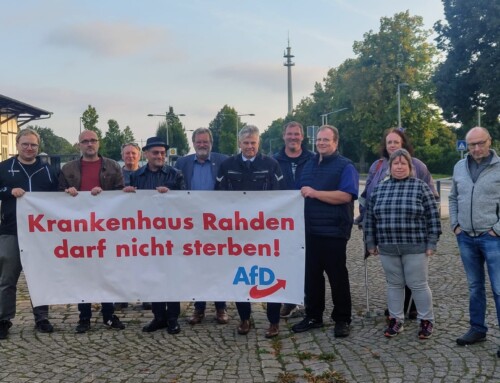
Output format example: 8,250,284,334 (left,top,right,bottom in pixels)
233,265,286,299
